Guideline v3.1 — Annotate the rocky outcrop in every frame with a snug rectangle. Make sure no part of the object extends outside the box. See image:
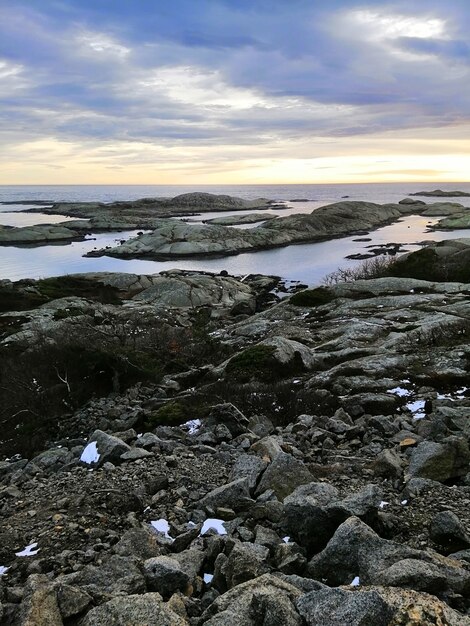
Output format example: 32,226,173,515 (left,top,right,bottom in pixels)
411,189,470,197
203,213,278,225
85,201,413,260
0,223,83,245
3,244,470,623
